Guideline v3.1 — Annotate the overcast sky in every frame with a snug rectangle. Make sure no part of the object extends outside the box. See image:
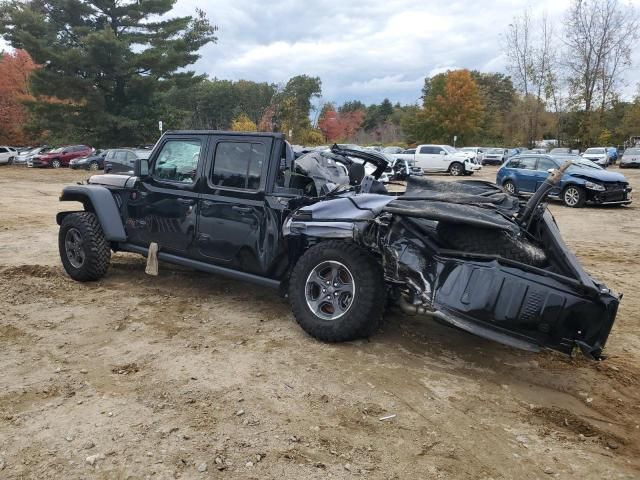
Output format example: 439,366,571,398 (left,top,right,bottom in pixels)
2,0,639,106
